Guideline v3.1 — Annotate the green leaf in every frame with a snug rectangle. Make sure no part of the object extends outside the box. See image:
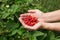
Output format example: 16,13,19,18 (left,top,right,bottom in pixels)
2,4,19,19
37,34,47,40
46,31,55,40
0,36,7,40
28,31,44,40
10,5,19,14
0,0,7,2
17,26,26,35
29,36,37,40
33,31,44,37
56,38,60,40
6,20,19,32
2,11,11,19
10,29,18,36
